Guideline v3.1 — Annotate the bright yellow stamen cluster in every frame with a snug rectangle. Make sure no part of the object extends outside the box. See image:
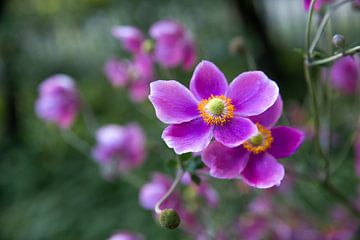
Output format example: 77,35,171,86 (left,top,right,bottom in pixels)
198,95,235,126
243,123,273,154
